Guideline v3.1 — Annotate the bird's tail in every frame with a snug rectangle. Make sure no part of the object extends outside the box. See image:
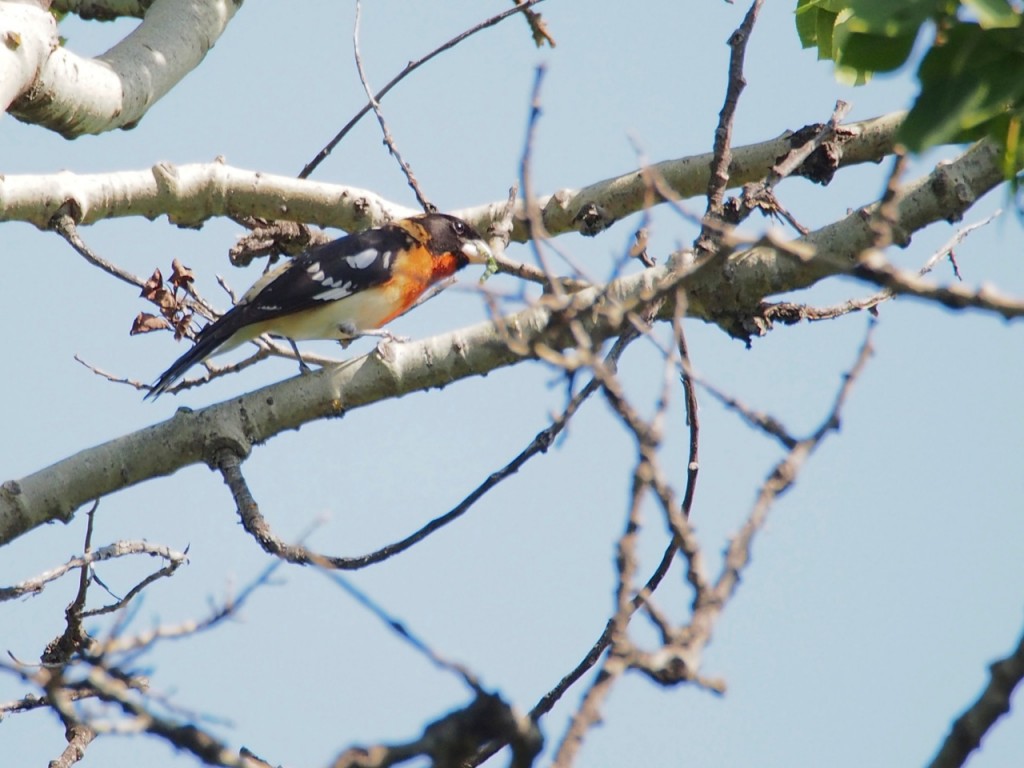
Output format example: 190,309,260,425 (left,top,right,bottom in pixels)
145,313,242,400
